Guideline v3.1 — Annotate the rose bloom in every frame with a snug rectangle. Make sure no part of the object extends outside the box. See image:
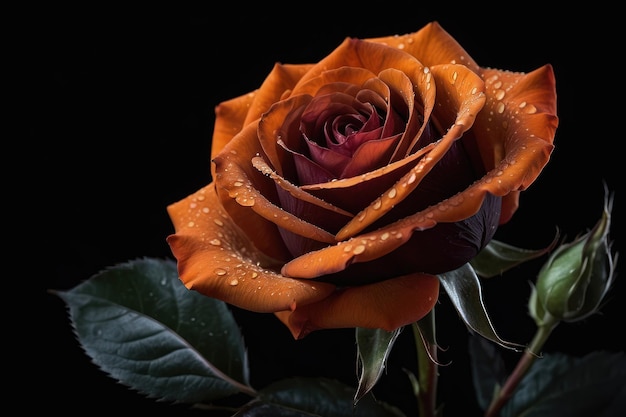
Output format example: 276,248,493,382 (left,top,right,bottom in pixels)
167,22,558,339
